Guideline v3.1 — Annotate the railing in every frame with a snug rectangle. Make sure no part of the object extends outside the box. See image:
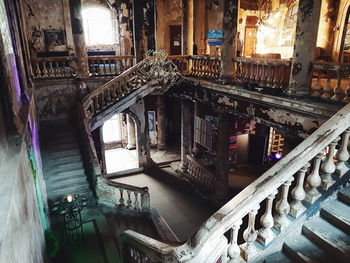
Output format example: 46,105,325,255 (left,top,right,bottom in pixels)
233,57,291,89
169,55,221,79
119,102,350,262
186,155,216,192
96,176,150,212
32,57,76,79
81,60,147,124
311,62,350,102
88,55,136,77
